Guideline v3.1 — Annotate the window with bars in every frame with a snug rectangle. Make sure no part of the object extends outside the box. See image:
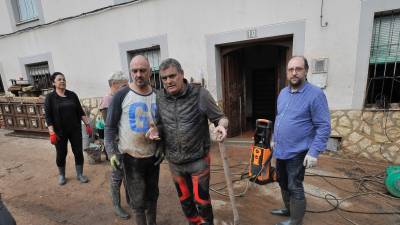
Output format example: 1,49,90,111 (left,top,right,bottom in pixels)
15,0,38,23
127,47,163,90
26,62,52,90
366,11,400,108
